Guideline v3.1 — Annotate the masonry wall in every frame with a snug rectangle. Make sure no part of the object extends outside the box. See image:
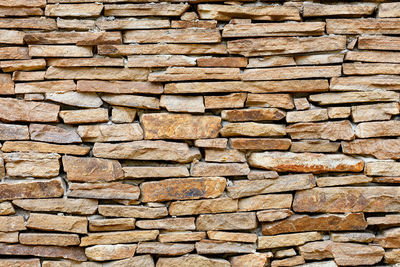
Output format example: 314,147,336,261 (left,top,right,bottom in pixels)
0,0,400,266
